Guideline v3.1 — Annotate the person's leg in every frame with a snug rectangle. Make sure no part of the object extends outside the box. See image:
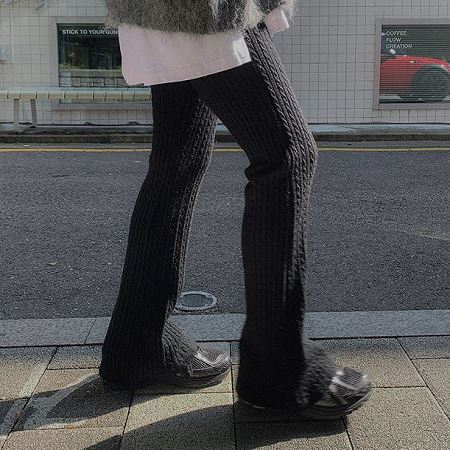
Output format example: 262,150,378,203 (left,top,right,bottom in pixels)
189,21,336,410
99,79,218,385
